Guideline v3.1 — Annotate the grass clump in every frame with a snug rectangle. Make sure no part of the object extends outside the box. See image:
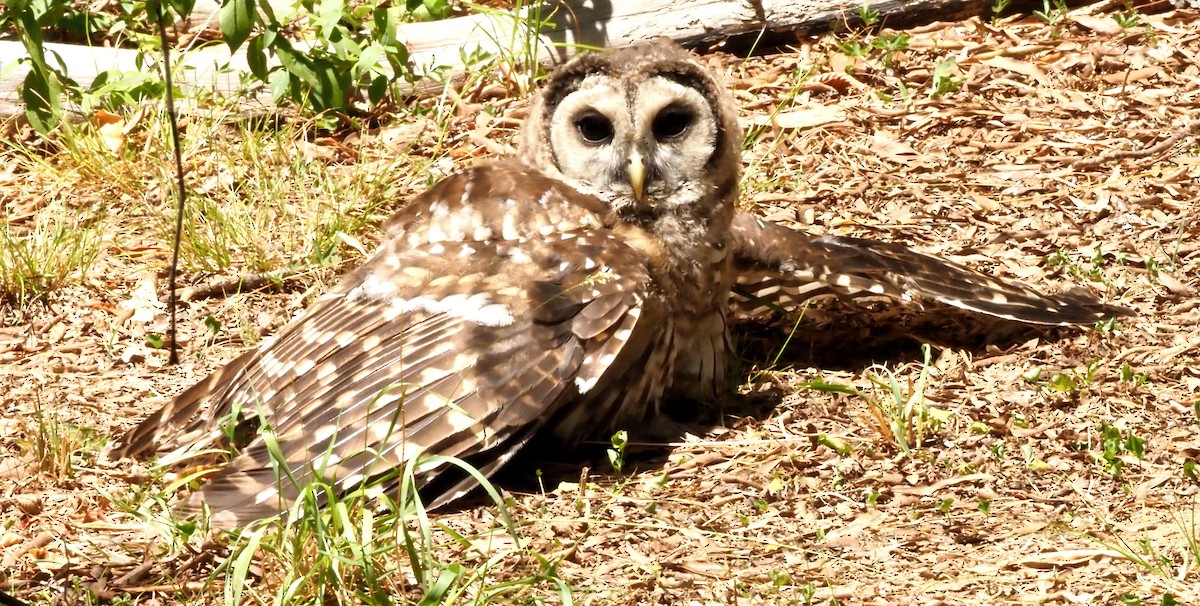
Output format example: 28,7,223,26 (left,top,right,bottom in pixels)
149,453,578,605
0,196,103,313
